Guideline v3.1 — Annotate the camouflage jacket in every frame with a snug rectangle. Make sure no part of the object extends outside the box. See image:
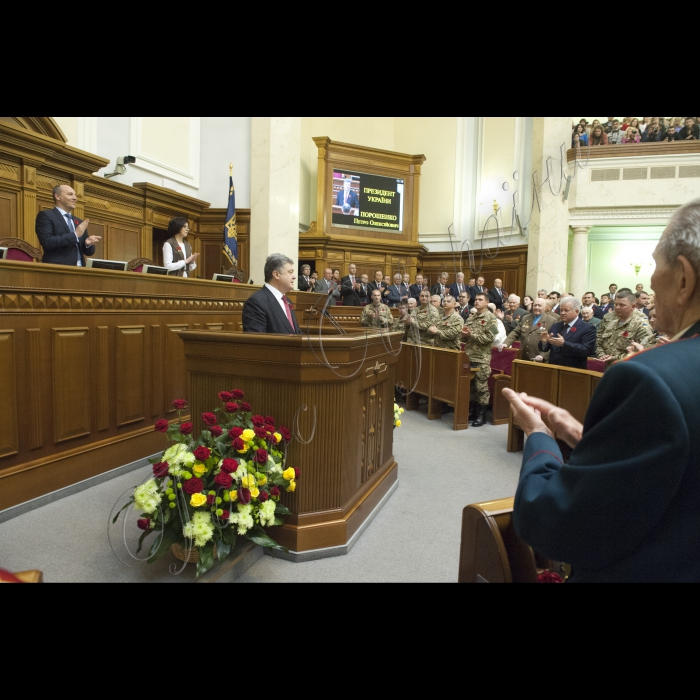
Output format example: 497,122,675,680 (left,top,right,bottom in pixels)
464,310,499,365
360,303,394,330
431,311,465,350
596,312,654,360
410,305,441,345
